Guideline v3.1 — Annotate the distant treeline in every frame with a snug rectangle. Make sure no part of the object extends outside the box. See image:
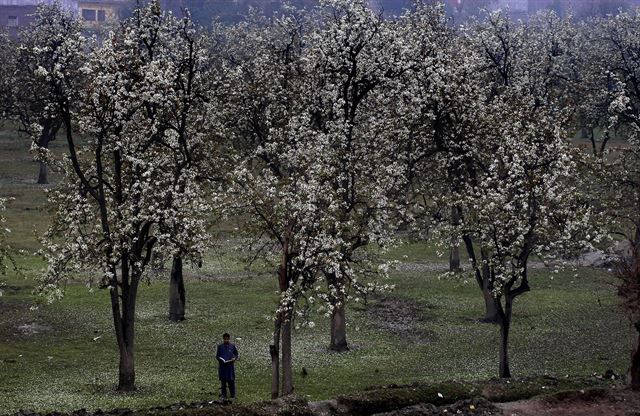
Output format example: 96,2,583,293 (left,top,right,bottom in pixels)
117,0,640,26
